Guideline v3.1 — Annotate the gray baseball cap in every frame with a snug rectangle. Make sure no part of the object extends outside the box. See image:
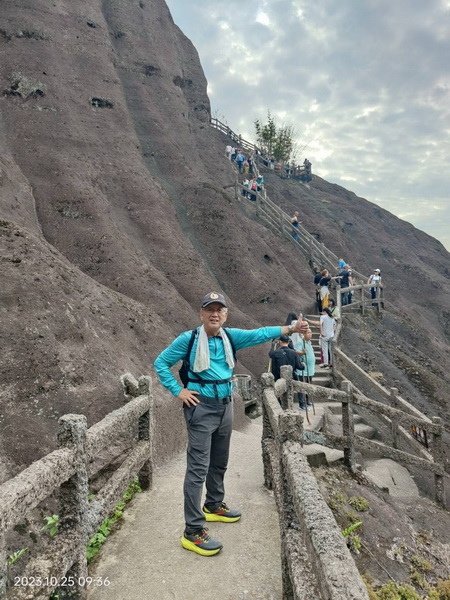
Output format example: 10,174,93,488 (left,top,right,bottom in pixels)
201,292,227,308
